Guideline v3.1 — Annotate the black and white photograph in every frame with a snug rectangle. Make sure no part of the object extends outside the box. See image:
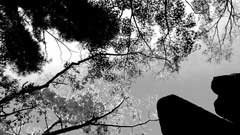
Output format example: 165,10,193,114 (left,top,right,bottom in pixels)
0,0,240,134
